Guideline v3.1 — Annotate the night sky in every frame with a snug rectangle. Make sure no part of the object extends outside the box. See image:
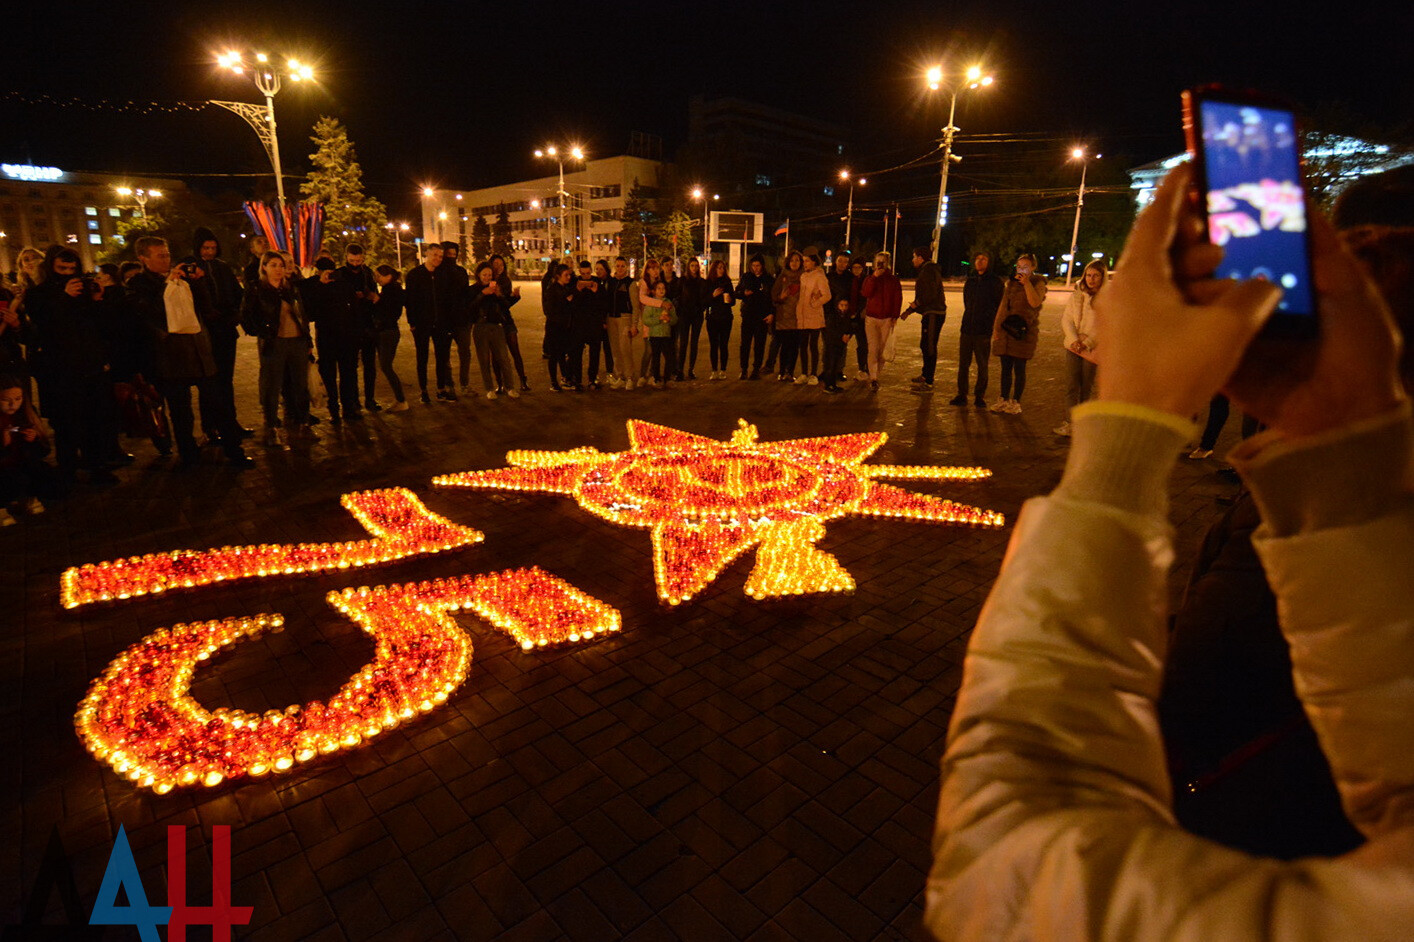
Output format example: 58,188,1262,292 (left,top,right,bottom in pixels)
7,0,1411,221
